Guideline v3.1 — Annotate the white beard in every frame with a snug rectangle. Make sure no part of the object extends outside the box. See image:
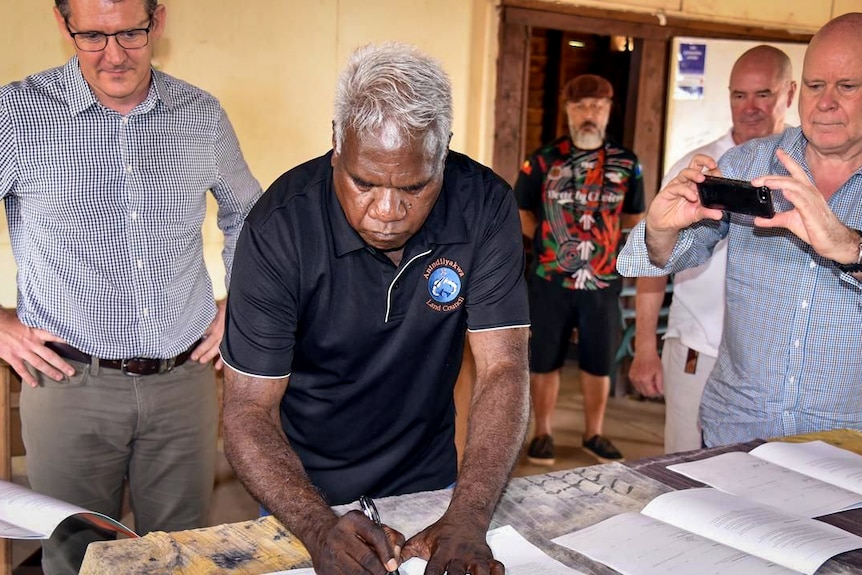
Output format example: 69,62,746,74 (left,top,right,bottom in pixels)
571,130,604,150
